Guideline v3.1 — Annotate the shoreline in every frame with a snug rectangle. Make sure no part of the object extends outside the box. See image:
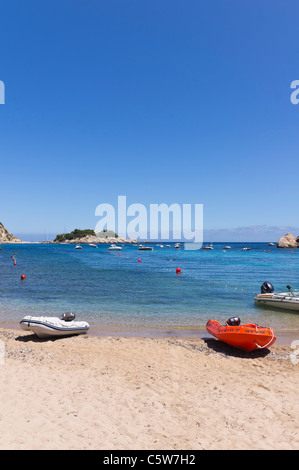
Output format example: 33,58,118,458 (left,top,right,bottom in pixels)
0,327,298,450
1,321,298,347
